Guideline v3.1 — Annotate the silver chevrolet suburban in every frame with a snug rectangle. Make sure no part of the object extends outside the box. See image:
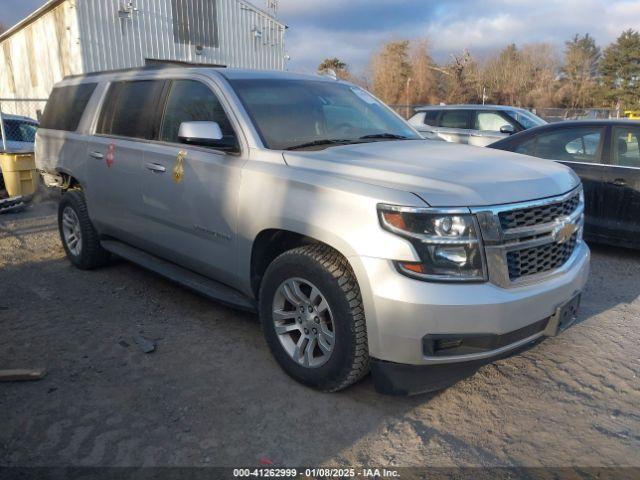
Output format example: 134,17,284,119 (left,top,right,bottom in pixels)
36,67,590,395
